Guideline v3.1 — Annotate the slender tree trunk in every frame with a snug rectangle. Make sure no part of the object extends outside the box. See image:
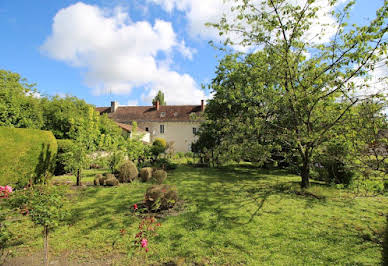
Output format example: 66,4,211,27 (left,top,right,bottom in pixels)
44,226,49,266
301,161,310,188
76,169,81,186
